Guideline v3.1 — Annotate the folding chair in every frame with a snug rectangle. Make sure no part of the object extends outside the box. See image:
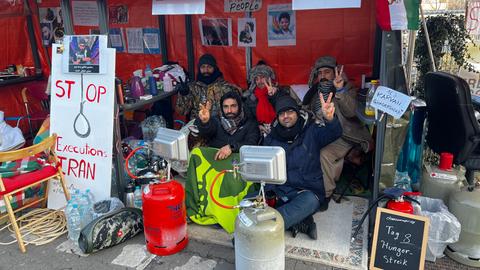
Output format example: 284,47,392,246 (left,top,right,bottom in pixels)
0,133,70,253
